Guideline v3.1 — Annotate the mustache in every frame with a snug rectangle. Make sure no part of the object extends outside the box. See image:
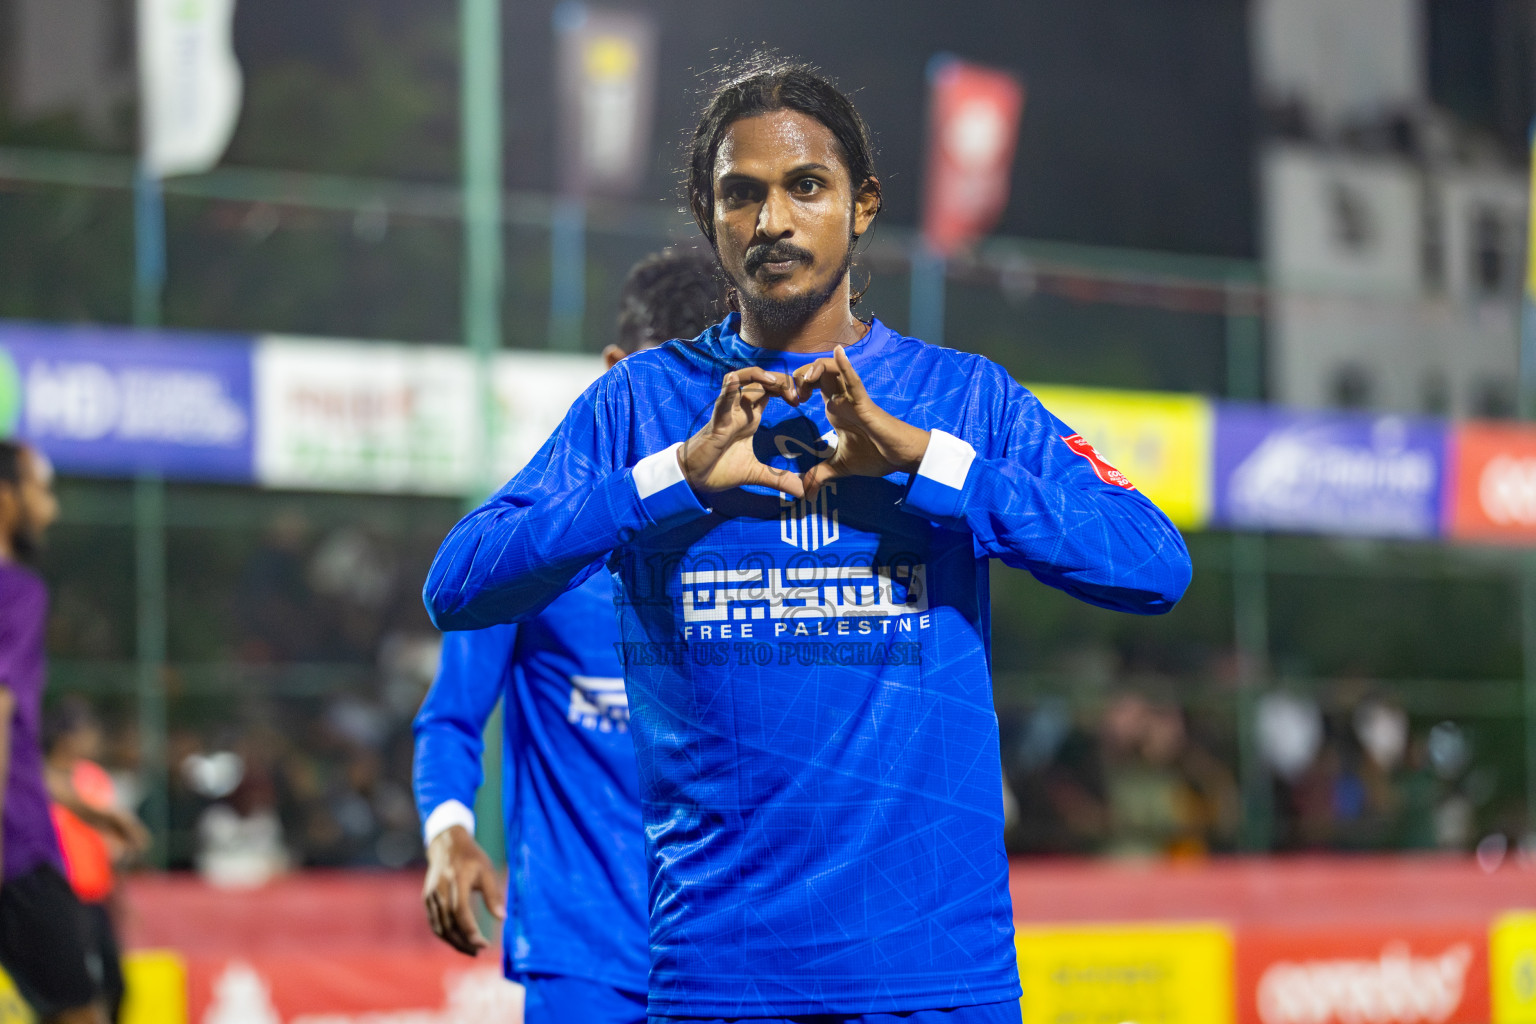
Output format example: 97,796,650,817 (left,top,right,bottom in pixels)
744,242,814,275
